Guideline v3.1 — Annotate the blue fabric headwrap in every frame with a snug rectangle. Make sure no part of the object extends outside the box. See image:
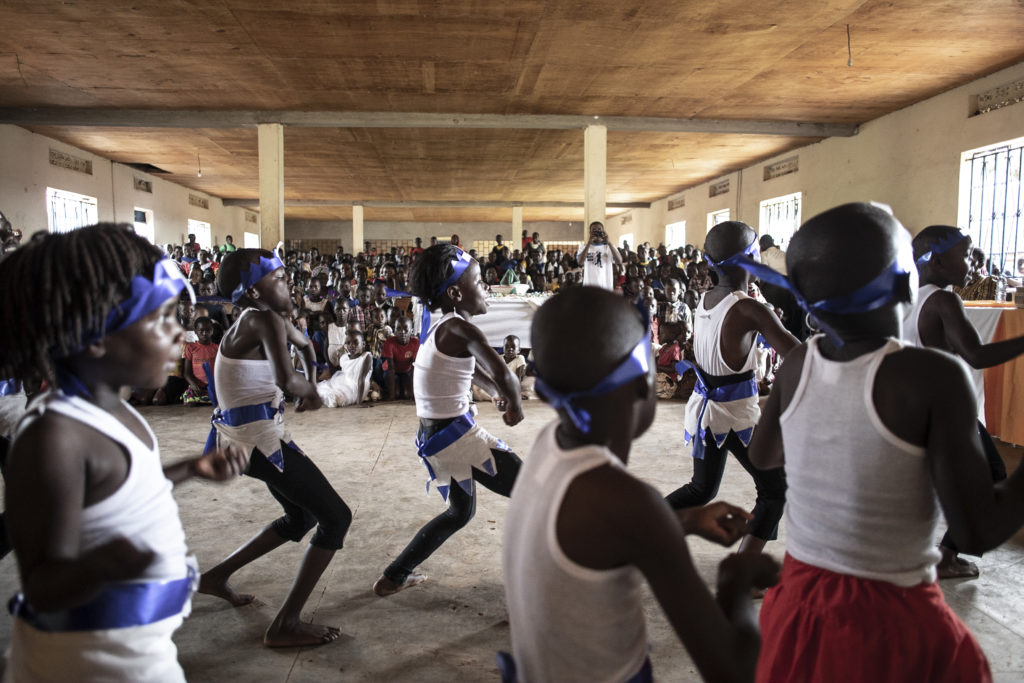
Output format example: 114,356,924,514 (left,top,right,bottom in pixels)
533,300,652,434
58,259,195,397
232,254,285,303
712,233,917,346
419,248,475,343
914,230,970,266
